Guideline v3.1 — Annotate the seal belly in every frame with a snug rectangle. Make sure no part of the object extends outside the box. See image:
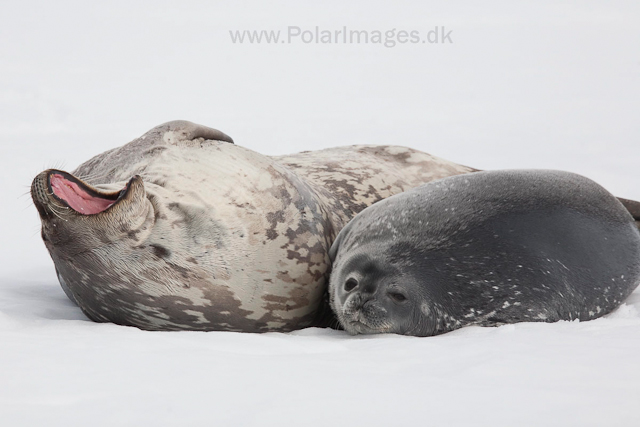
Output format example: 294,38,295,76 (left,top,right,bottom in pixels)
424,209,640,325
